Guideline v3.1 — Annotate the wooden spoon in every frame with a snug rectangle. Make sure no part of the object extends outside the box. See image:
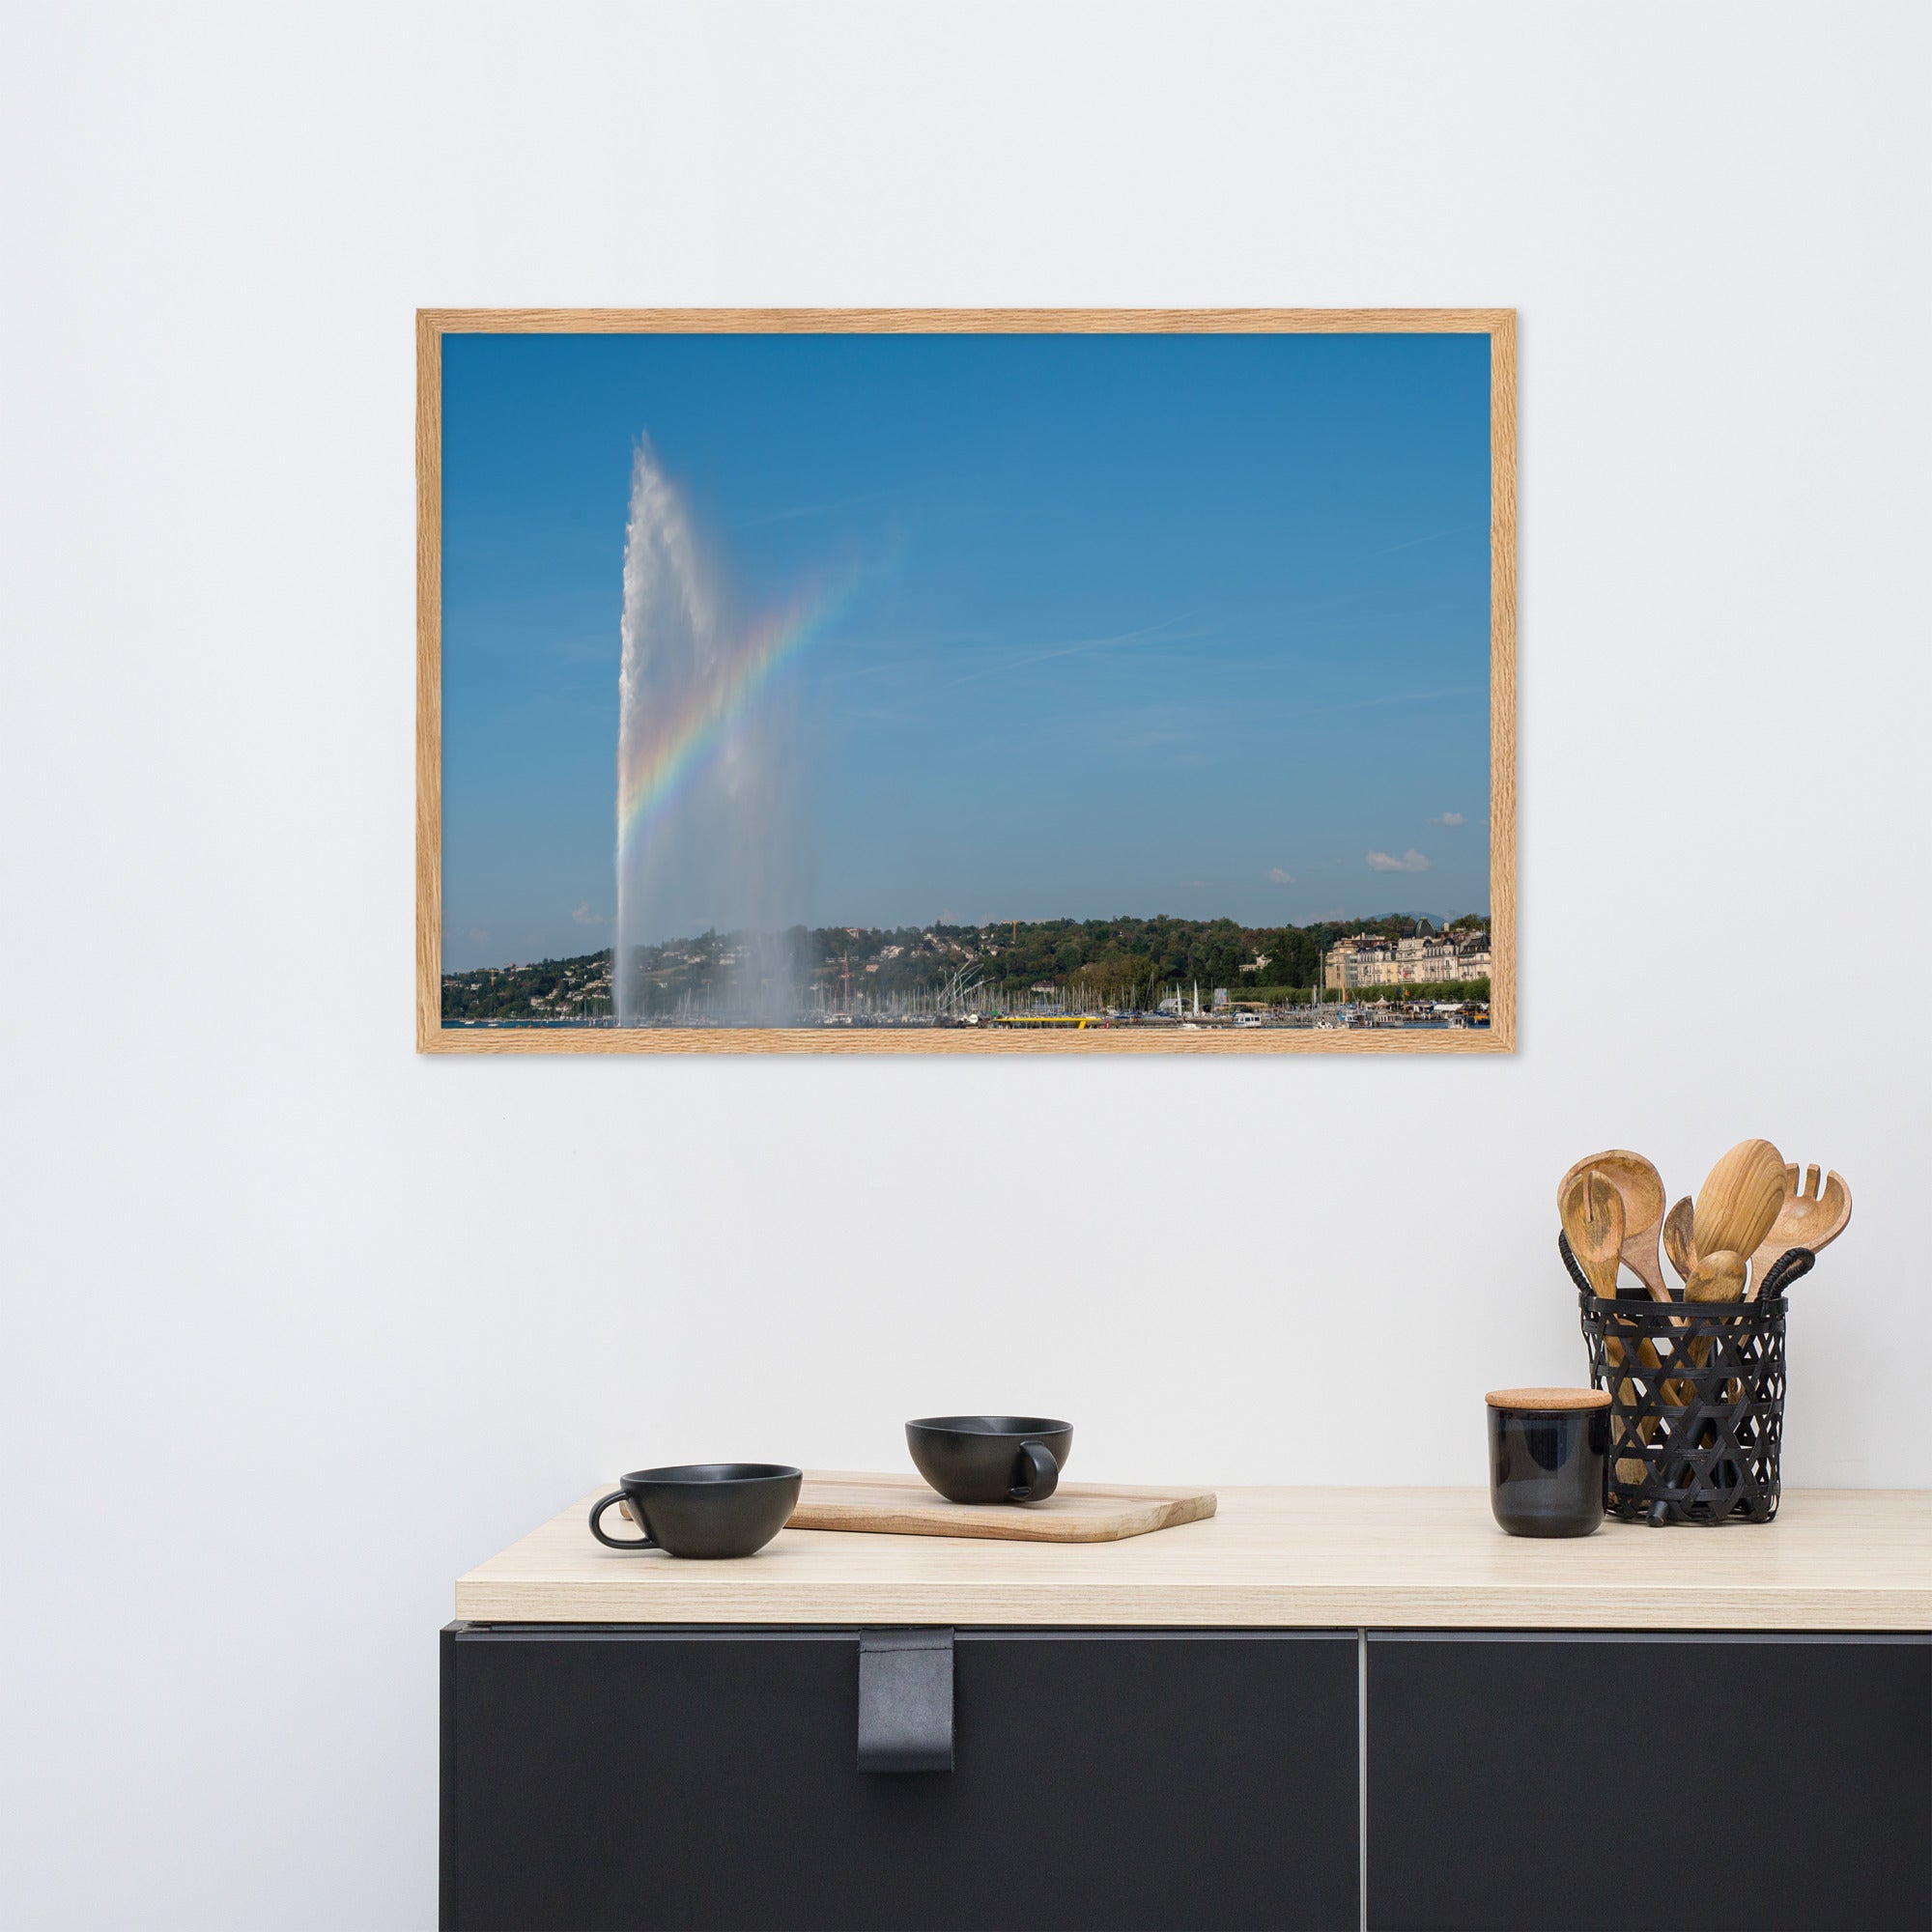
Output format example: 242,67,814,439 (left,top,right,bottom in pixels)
1747,1165,1852,1298
1673,1247,1748,1406
1684,1249,1746,1304
1662,1197,1697,1285
1557,1151,1669,1301
1692,1140,1786,1268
